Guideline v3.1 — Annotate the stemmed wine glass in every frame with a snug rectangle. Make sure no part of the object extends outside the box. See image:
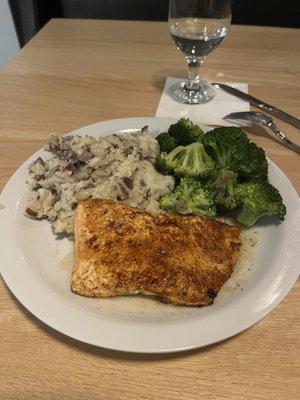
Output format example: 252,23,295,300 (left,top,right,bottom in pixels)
168,0,231,104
